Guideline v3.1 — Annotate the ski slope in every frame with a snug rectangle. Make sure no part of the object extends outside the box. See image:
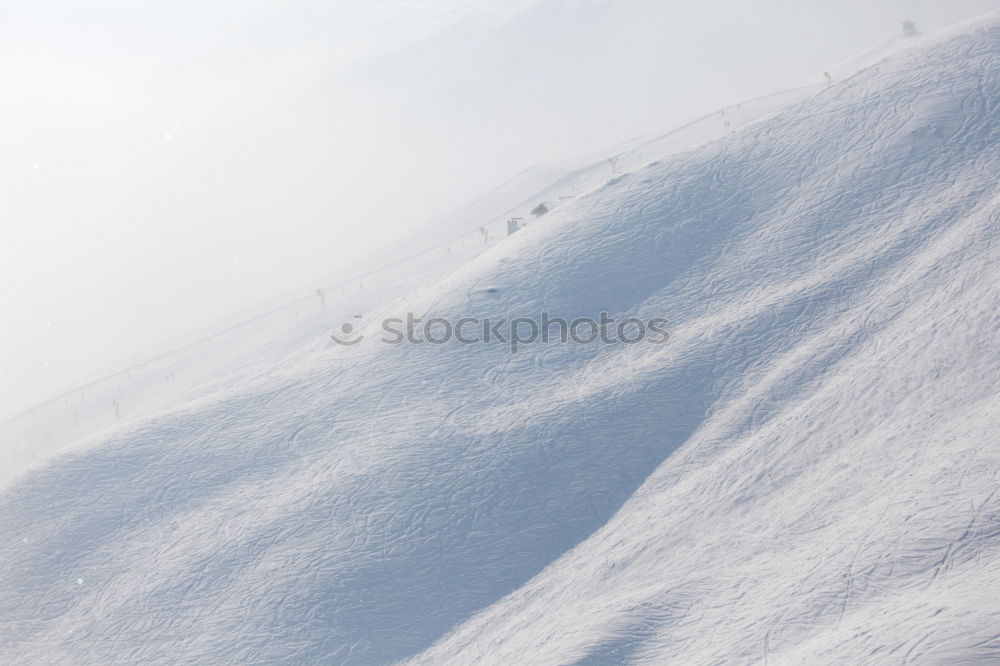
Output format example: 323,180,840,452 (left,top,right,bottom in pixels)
2,14,999,665
0,67,824,490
